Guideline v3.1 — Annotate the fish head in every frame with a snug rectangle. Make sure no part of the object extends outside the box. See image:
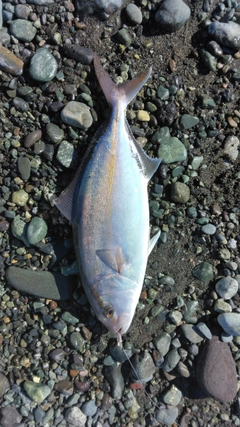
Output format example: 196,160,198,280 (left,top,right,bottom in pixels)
89,273,138,335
